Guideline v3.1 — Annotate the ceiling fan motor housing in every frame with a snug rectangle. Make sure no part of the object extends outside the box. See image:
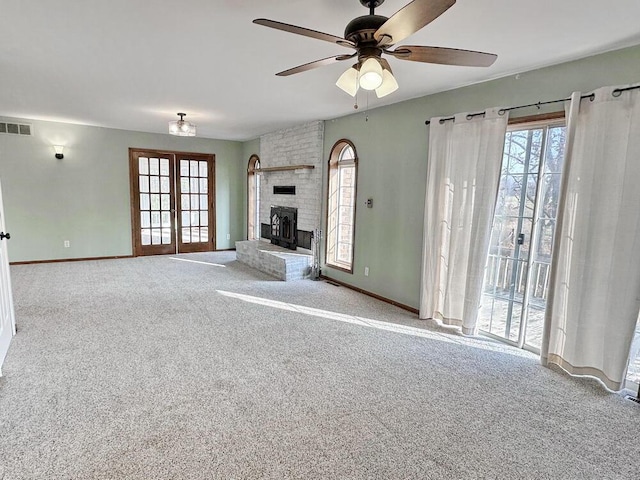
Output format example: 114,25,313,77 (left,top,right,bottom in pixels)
344,15,388,45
